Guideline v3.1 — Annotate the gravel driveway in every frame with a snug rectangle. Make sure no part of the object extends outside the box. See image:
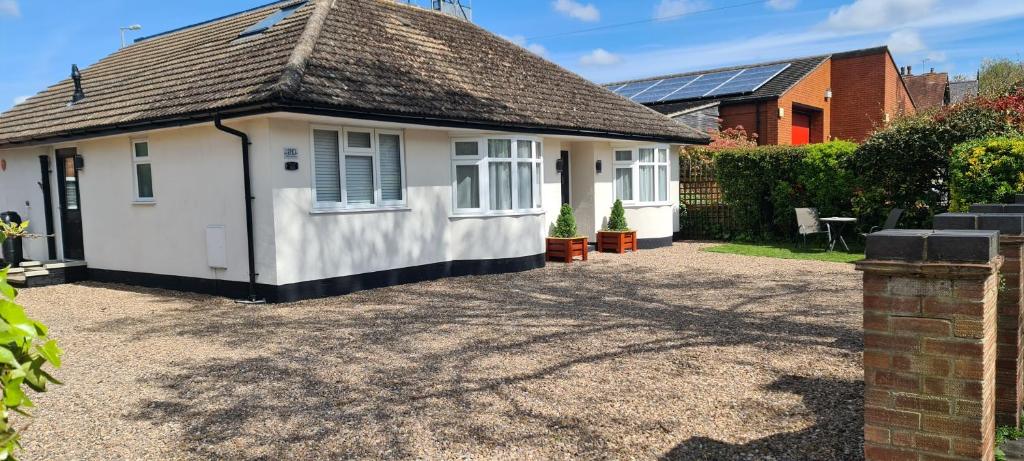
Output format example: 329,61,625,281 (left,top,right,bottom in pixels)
15,242,863,460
